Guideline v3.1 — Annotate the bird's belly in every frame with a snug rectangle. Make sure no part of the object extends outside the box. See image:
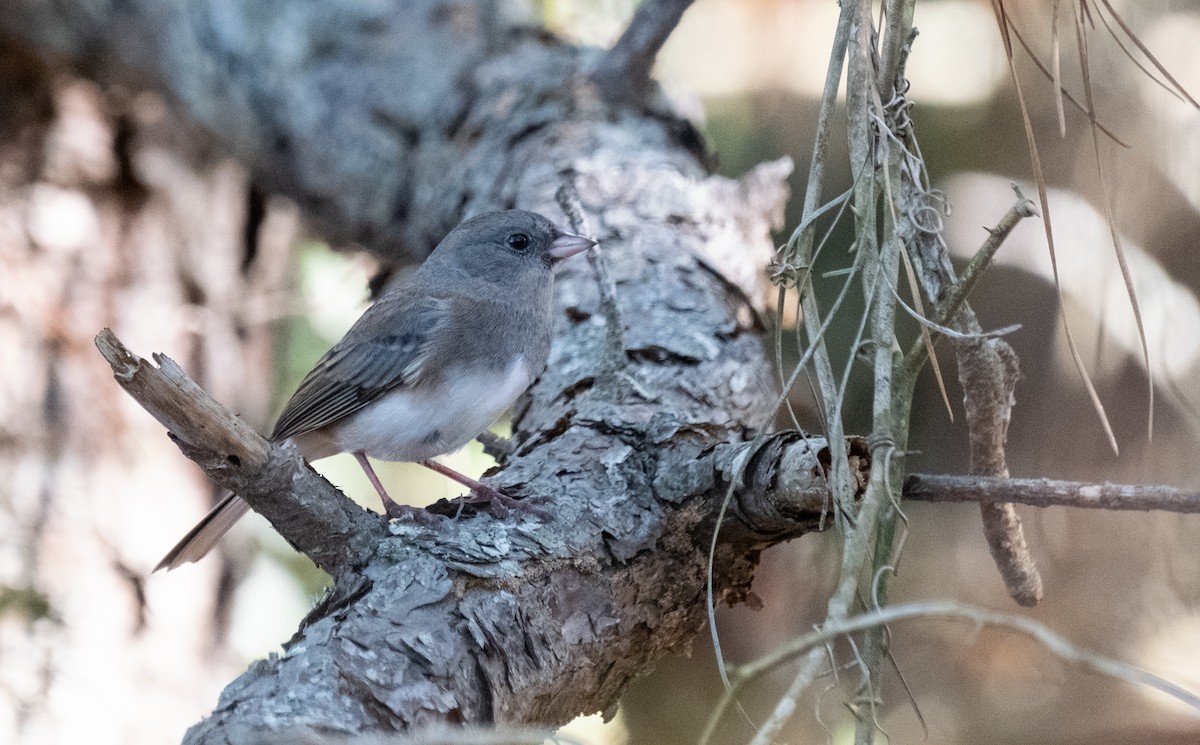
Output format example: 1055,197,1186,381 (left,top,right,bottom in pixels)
329,355,533,463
